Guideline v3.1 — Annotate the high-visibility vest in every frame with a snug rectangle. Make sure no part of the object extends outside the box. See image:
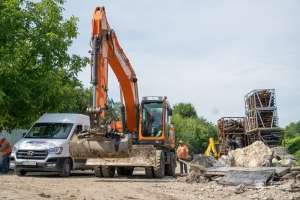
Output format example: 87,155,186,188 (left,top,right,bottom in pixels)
1,139,12,155
177,145,188,160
